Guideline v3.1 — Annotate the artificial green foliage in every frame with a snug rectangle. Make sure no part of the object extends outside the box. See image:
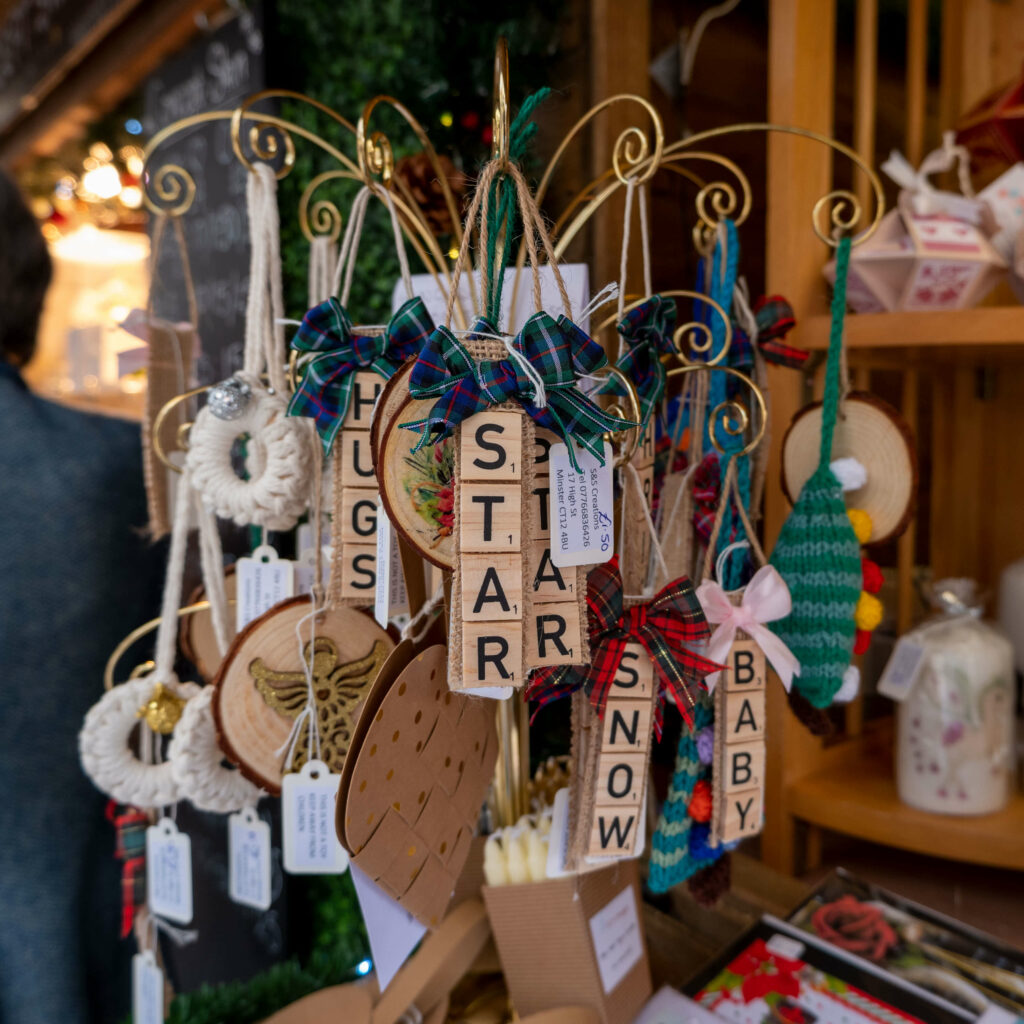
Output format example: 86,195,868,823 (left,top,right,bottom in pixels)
162,945,362,1024
307,872,369,958
273,0,564,321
